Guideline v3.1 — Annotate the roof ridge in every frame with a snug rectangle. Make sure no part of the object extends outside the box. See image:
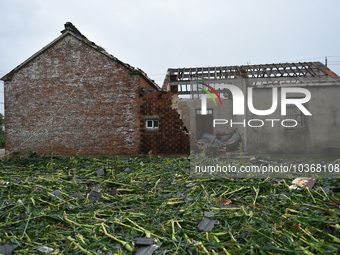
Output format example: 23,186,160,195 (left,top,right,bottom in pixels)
61,22,88,40
1,22,160,90
61,22,159,89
